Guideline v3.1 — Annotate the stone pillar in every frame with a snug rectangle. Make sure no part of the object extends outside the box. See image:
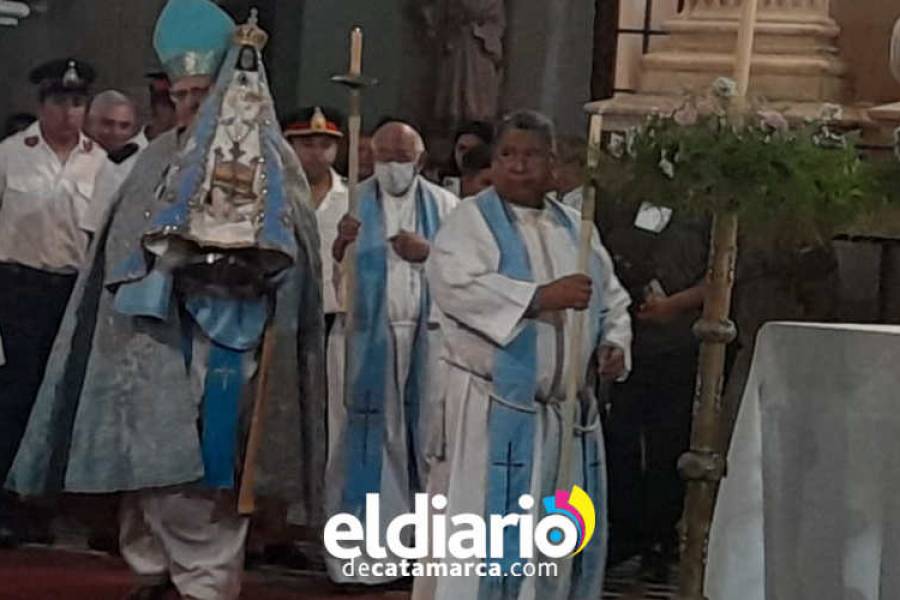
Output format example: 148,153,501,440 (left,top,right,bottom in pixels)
638,0,847,103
